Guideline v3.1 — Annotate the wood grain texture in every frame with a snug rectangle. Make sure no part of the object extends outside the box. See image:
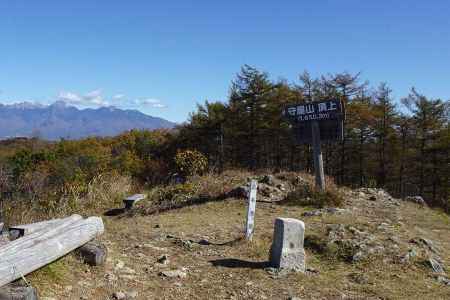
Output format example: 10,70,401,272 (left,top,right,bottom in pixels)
9,215,83,240
0,215,104,287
